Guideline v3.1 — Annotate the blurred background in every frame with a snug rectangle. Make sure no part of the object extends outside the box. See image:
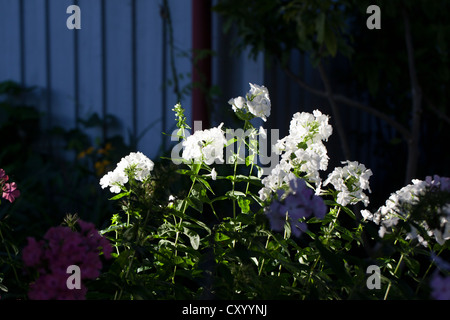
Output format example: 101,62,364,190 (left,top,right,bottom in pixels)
0,0,449,235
